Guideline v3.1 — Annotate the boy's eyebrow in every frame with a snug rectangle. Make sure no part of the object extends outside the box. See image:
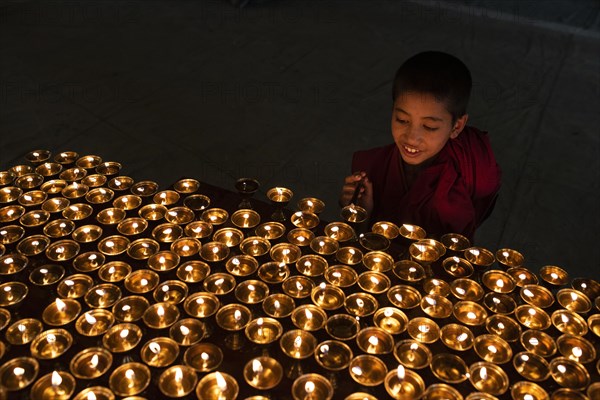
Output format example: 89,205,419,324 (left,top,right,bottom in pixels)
395,107,444,122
